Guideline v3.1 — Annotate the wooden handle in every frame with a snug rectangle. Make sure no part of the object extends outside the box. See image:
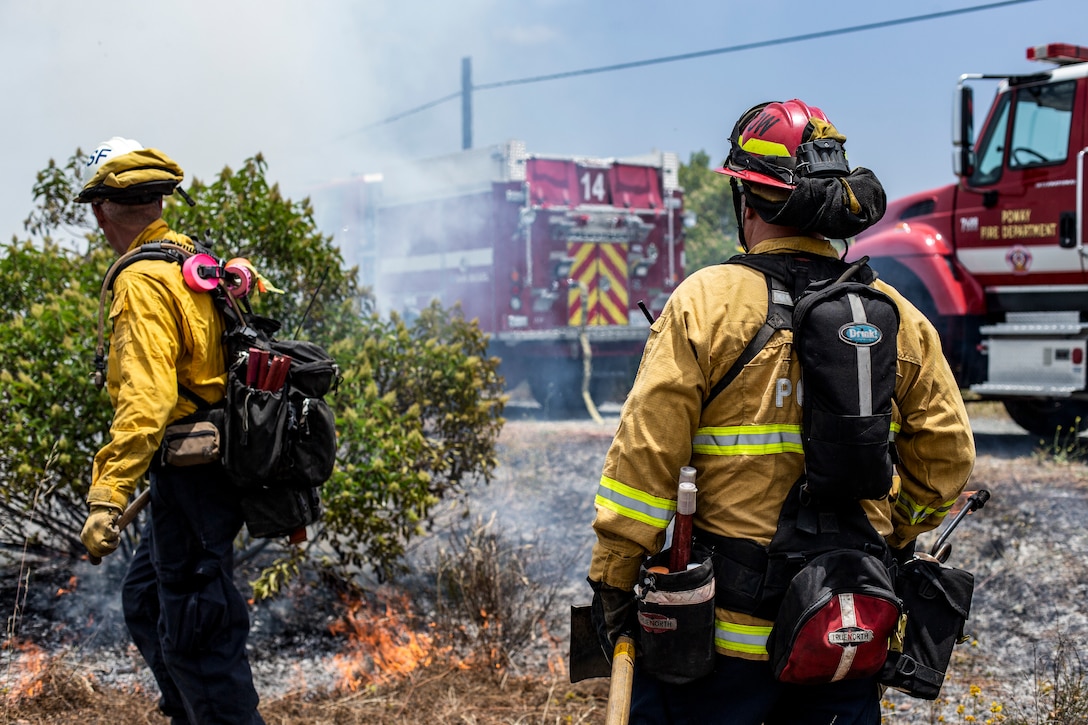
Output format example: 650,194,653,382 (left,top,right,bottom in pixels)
605,634,636,725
